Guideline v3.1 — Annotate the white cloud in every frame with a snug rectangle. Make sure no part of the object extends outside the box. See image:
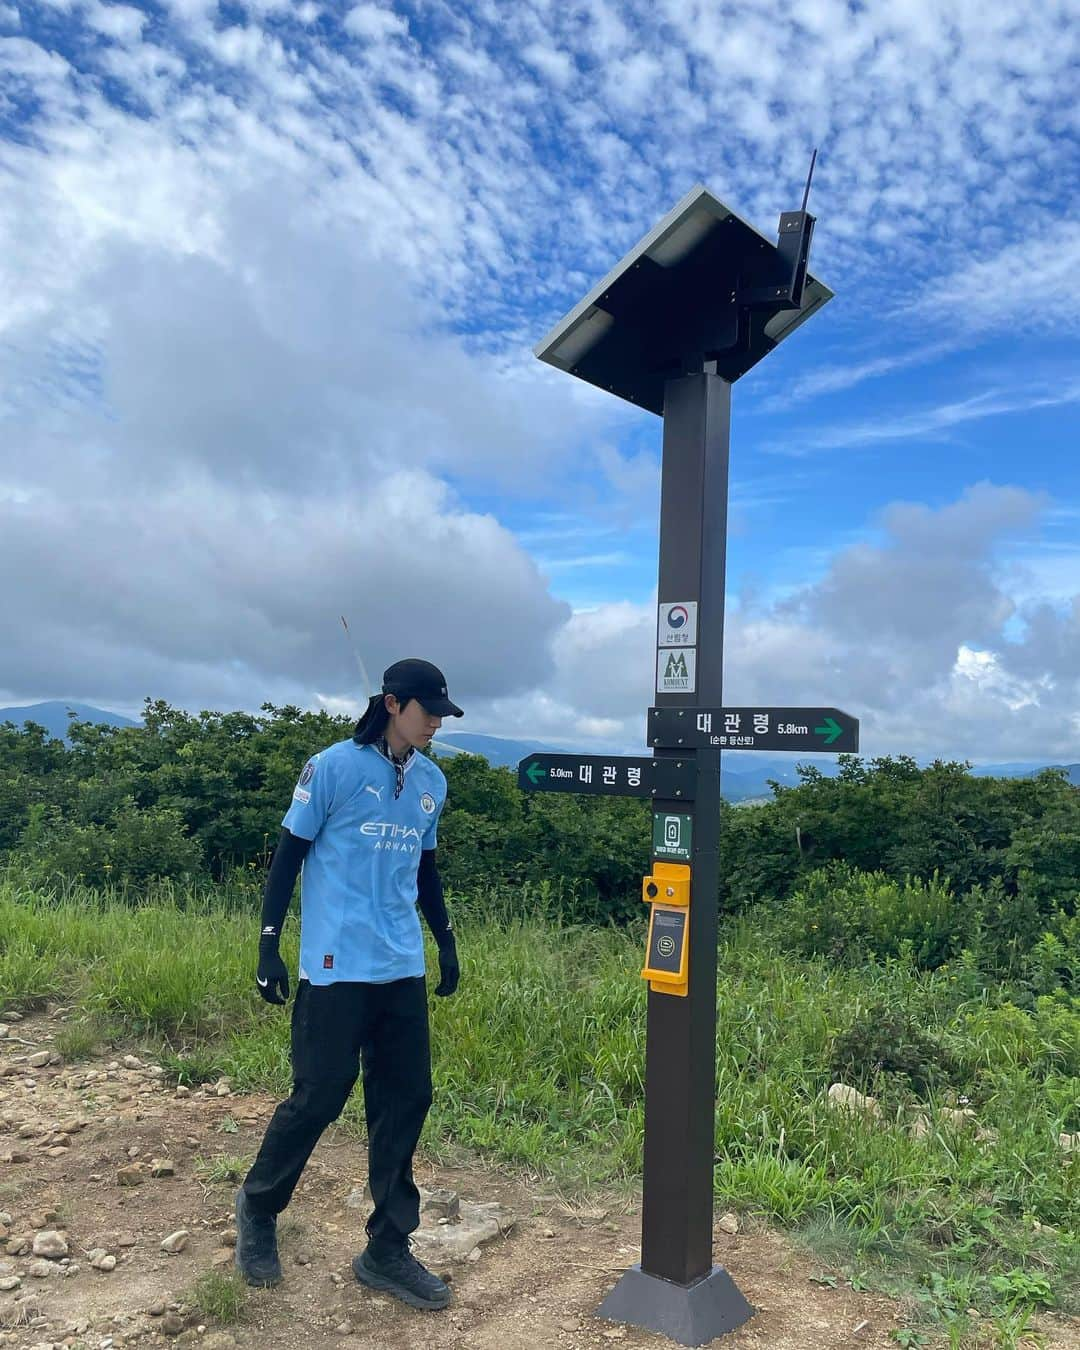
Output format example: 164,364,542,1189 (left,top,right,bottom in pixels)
953,646,1049,713
764,381,1080,455
85,2,148,42
907,222,1080,340
343,3,408,42
521,42,574,88
777,341,958,404
101,0,1073,339
0,467,569,713
494,483,1080,761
